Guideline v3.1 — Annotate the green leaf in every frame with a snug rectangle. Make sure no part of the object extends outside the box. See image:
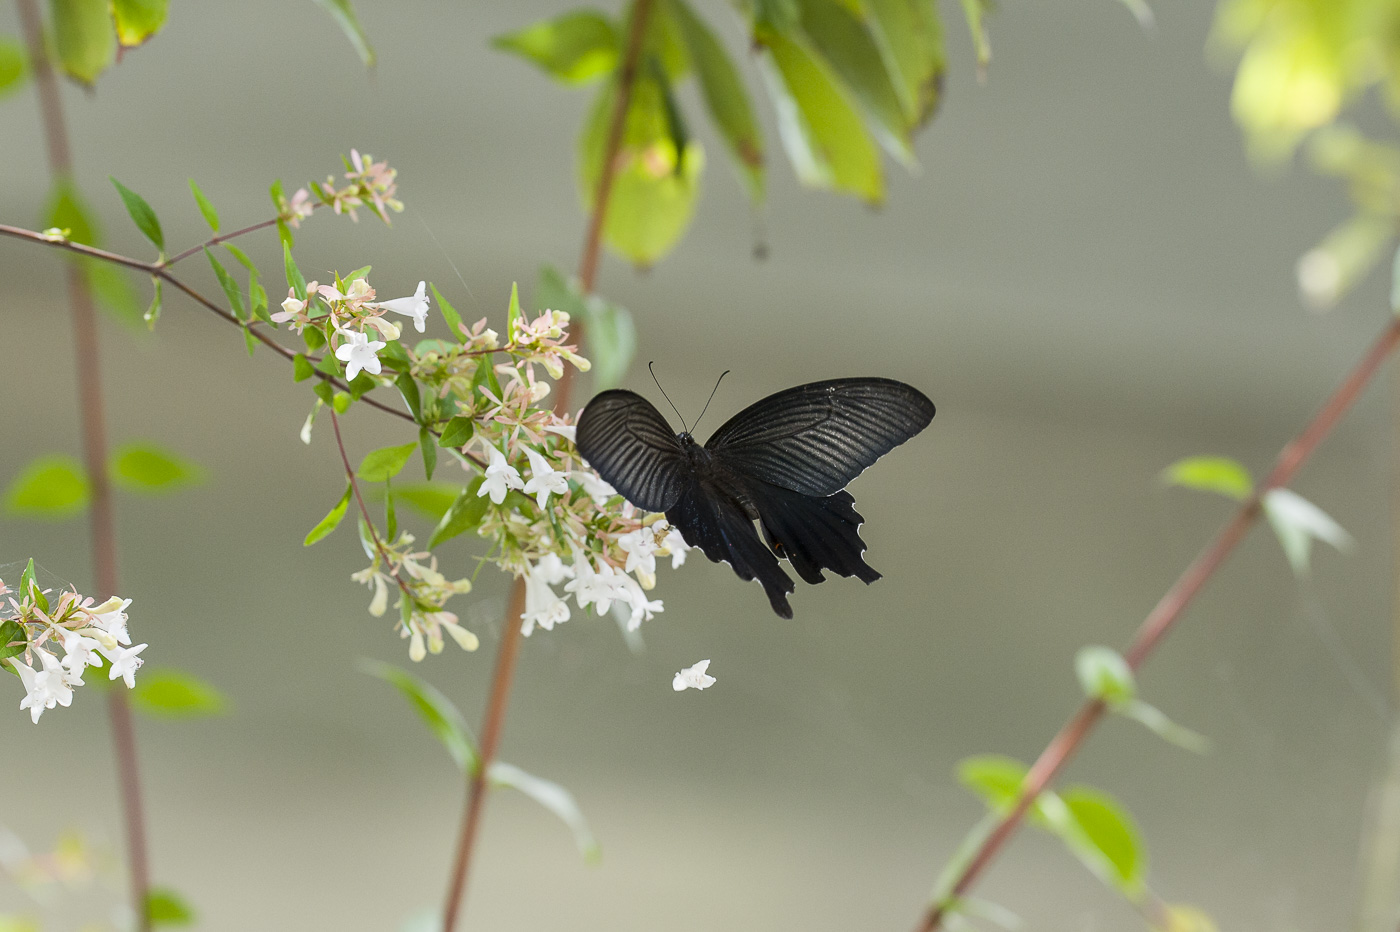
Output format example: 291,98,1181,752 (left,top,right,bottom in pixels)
110,177,165,251
51,0,115,85
865,0,945,127
535,265,634,389
1058,787,1146,895
358,442,418,483
959,0,991,73
795,0,917,166
488,761,601,862
112,0,168,48
419,426,437,481
1161,455,1253,501
85,258,145,329
1262,487,1354,577
43,178,97,245
1074,645,1136,707
395,371,422,422
304,482,352,546
312,380,334,407
507,281,522,338
283,241,307,300
332,391,353,415
385,482,398,541
957,754,1029,815
110,442,202,493
437,415,475,449
145,275,162,328
187,178,219,232
145,887,195,926
492,9,619,85
0,37,28,99
18,559,39,609
578,75,705,265
360,659,479,772
0,620,27,662
1119,699,1210,754
314,0,375,66
4,455,90,518
204,247,245,319
428,477,489,549
130,668,226,718
430,283,465,340
668,0,764,201
755,24,883,202
390,482,464,522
